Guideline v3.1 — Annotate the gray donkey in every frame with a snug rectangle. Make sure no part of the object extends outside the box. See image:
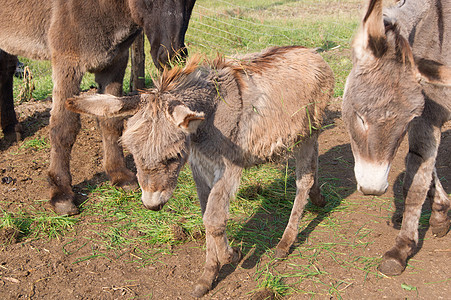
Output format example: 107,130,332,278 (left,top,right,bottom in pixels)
342,0,451,276
67,46,335,297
